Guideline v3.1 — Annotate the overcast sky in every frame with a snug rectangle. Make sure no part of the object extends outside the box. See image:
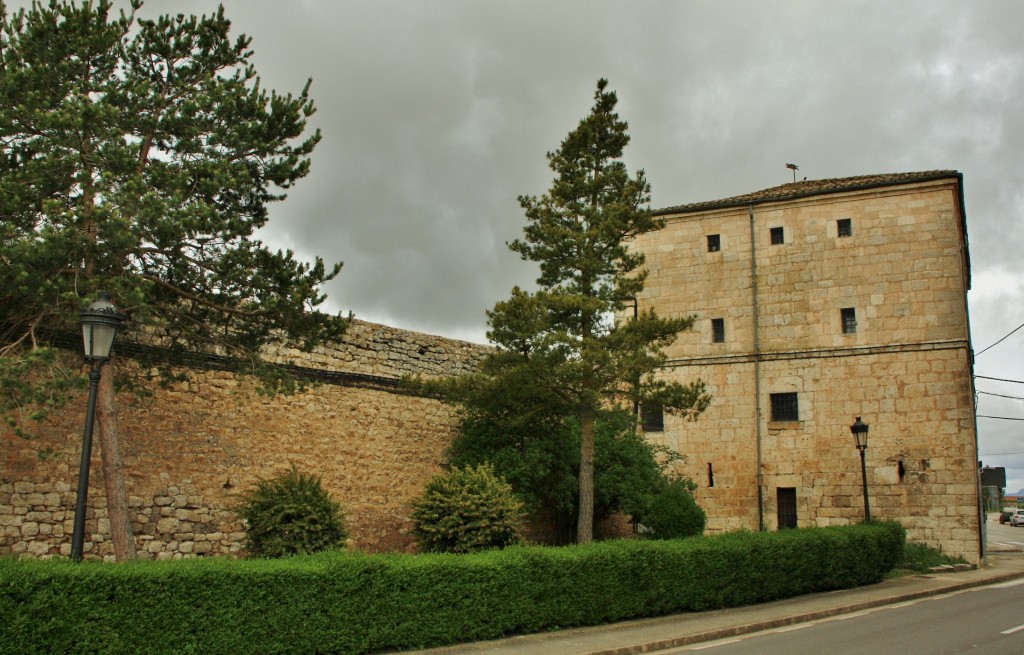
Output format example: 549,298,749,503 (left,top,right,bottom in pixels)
11,1,1024,491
